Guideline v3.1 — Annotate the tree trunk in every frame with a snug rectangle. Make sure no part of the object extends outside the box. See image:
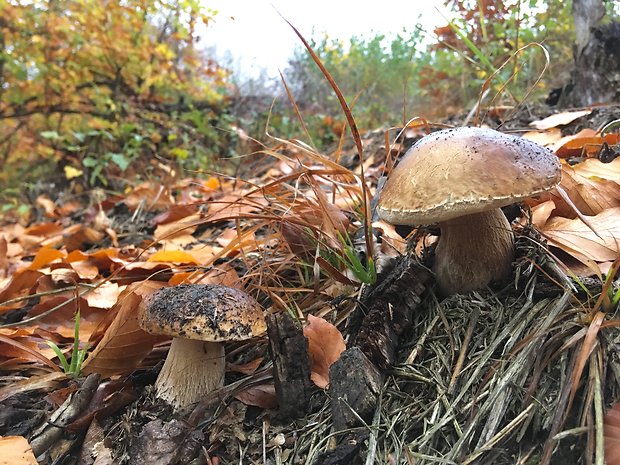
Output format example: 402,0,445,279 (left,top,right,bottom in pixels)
556,0,620,107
